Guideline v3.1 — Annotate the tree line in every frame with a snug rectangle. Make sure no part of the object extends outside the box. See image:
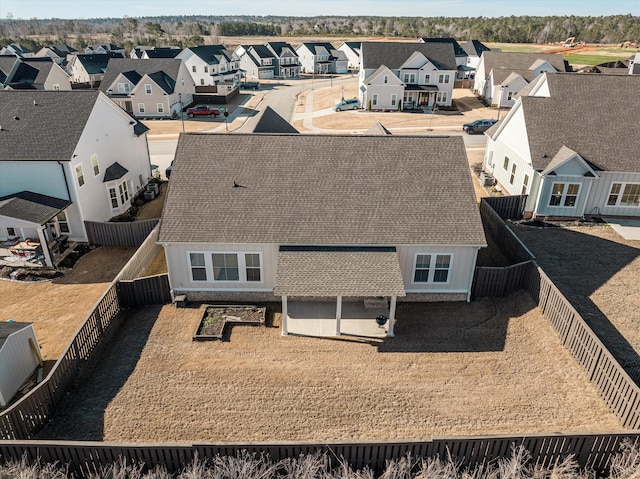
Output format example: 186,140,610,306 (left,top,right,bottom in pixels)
0,14,638,50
